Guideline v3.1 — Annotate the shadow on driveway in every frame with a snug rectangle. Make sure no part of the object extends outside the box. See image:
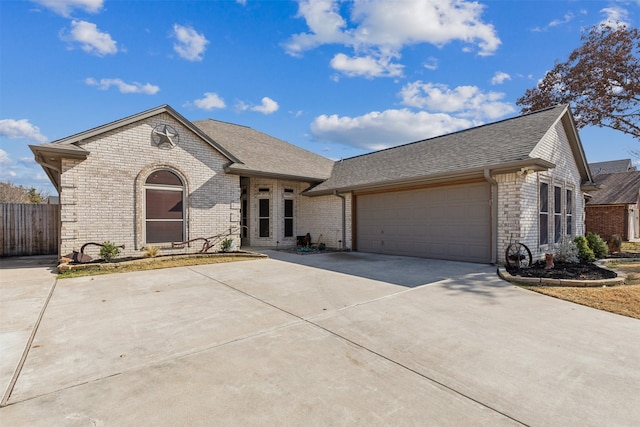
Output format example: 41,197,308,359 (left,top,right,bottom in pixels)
255,249,495,289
